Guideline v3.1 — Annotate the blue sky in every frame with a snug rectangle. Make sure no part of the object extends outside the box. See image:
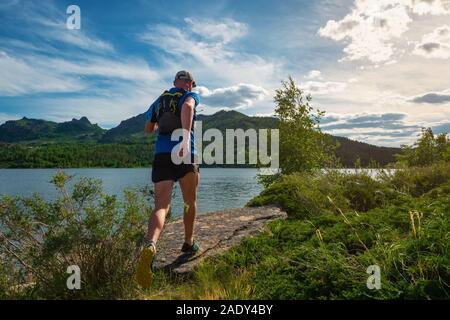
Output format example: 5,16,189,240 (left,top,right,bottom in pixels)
0,0,449,147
